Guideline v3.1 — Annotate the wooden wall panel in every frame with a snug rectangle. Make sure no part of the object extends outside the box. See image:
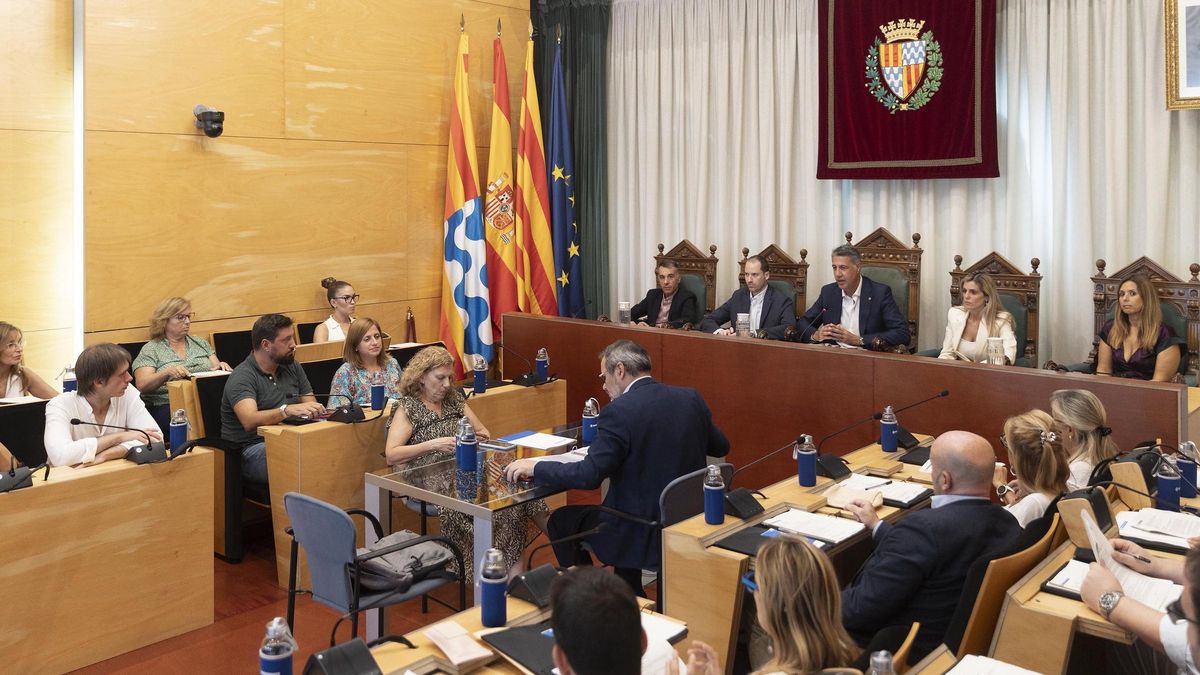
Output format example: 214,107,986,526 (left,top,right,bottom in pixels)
84,0,284,136
0,1,72,132
283,0,529,146
21,329,73,390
